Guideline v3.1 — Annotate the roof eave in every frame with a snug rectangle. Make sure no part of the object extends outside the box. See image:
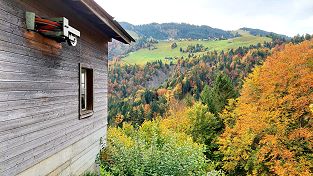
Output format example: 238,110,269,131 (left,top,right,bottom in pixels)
78,0,135,44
